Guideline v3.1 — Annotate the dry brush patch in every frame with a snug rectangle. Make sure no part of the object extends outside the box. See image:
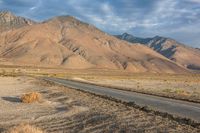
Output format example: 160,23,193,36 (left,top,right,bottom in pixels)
21,92,42,103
